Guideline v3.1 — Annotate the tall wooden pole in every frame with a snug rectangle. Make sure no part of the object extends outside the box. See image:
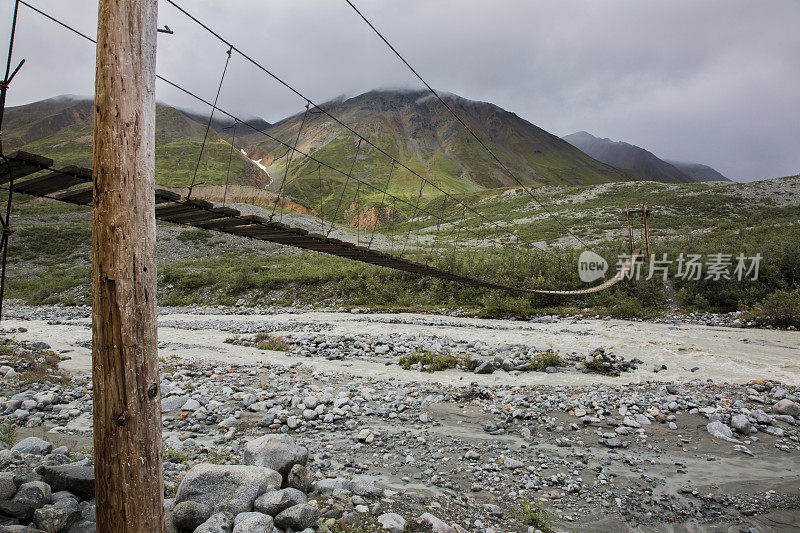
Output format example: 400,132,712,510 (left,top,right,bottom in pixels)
92,0,163,531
